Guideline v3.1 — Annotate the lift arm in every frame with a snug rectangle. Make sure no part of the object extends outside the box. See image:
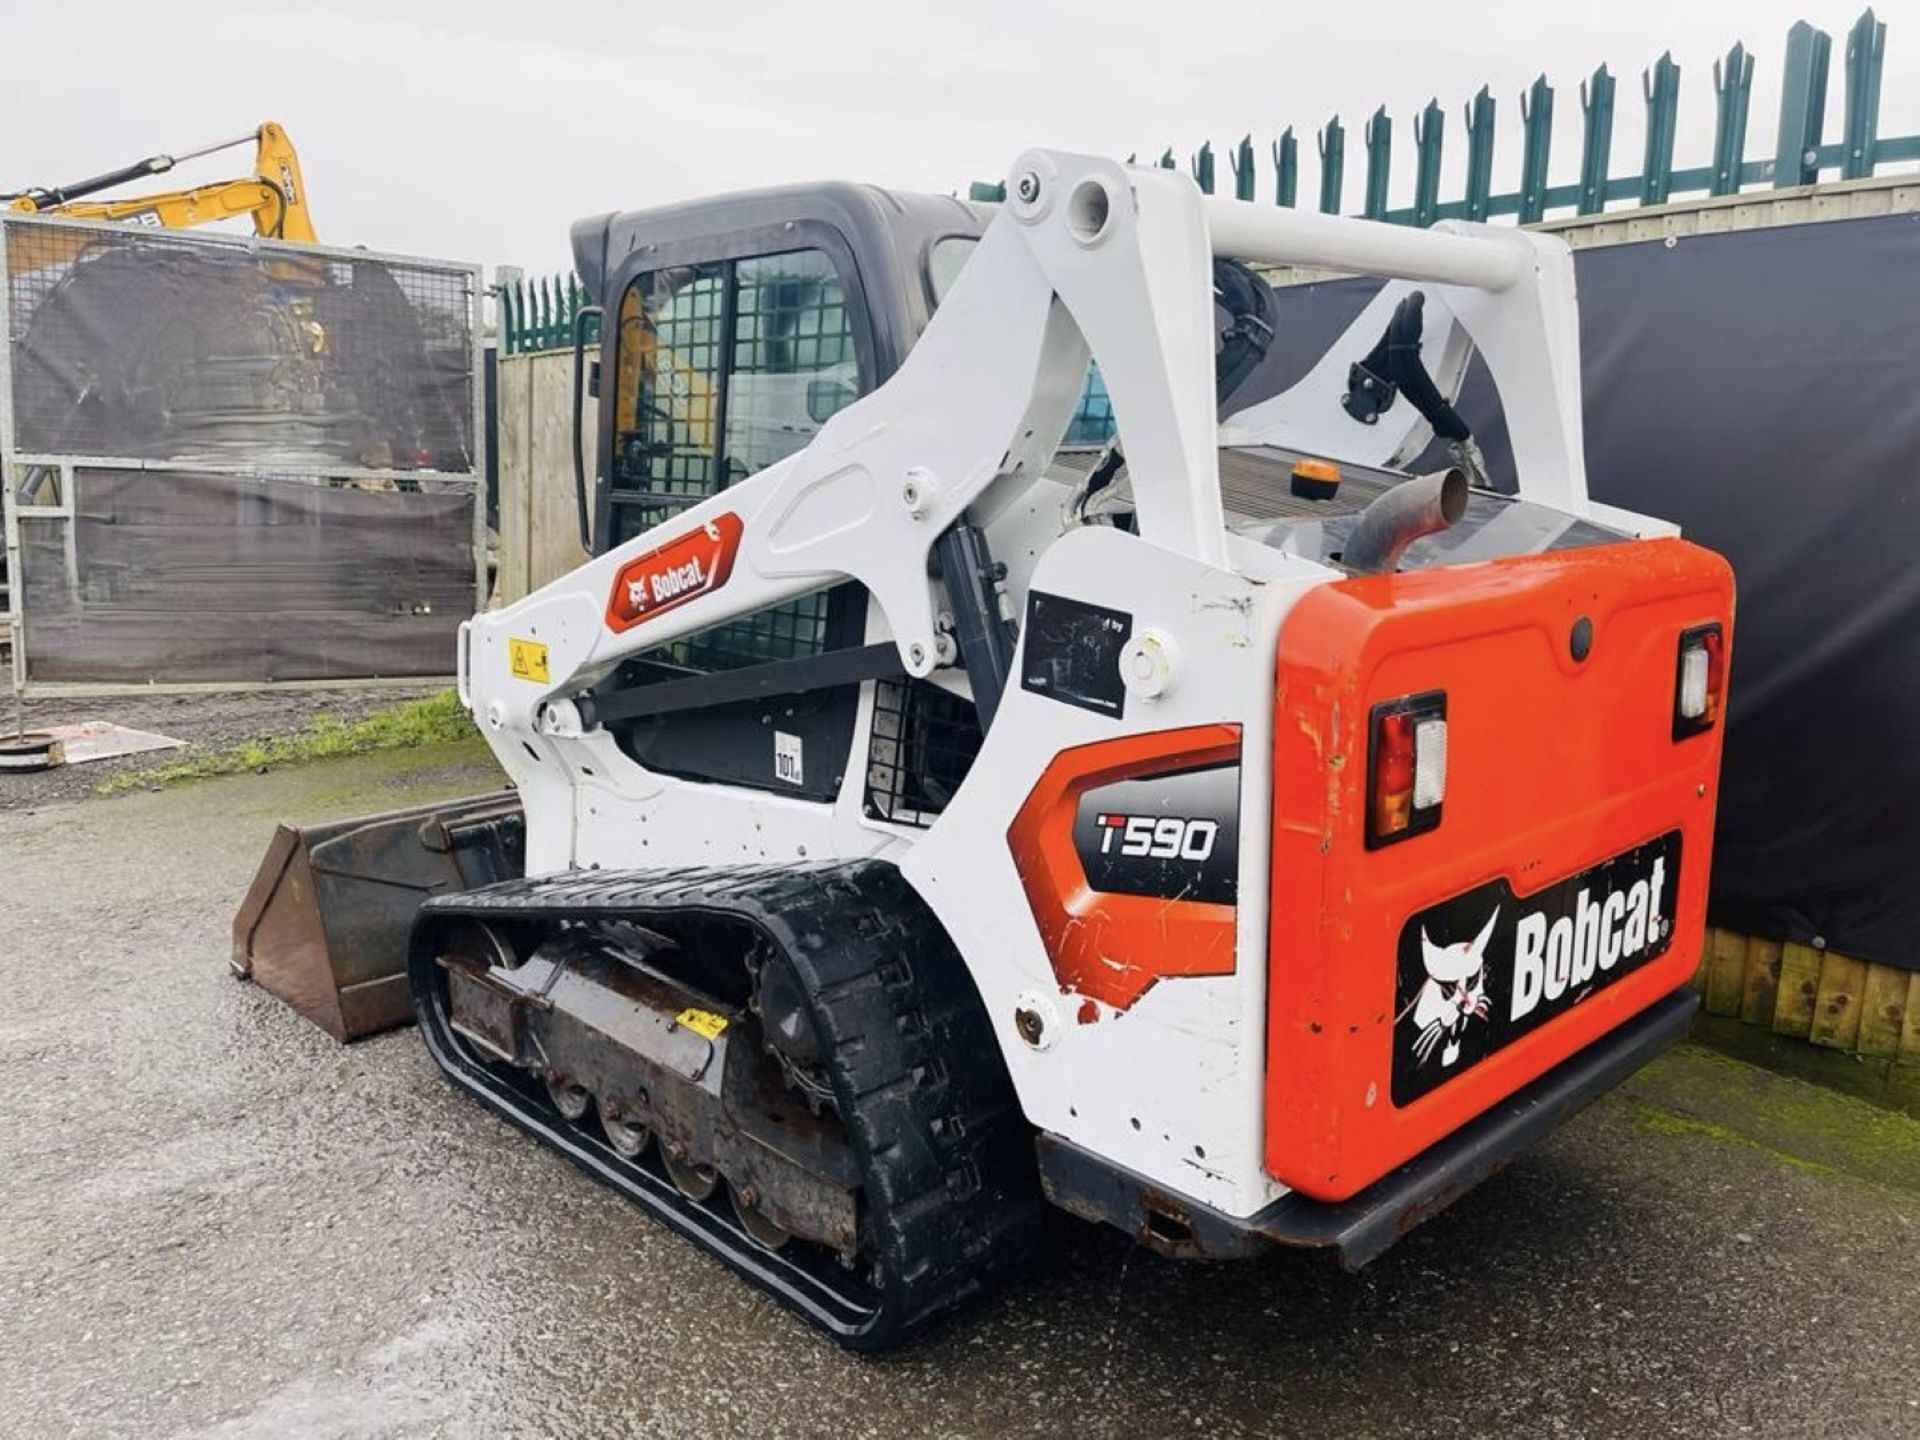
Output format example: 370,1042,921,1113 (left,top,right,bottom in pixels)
4,122,315,242
465,149,1594,745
